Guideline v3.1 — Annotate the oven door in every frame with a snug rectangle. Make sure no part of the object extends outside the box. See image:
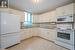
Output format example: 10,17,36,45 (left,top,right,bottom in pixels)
57,30,74,45
57,32,70,40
